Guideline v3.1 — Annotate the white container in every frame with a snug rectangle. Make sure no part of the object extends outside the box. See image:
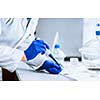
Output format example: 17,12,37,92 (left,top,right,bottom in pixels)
53,44,65,63
70,58,79,65
79,24,100,68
